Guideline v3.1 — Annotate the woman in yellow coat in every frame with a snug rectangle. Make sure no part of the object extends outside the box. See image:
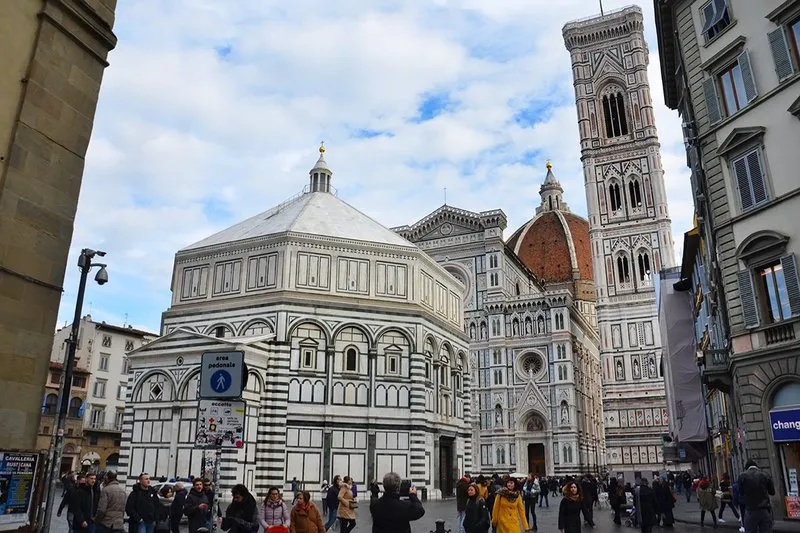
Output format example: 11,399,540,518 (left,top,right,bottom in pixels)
491,477,529,533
